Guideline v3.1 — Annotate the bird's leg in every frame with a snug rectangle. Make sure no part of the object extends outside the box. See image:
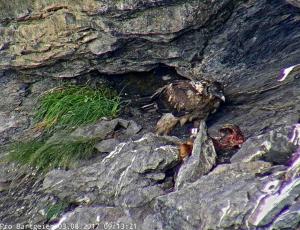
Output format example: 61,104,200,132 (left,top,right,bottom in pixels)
193,120,200,128
179,112,196,126
179,115,189,126
155,113,179,135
